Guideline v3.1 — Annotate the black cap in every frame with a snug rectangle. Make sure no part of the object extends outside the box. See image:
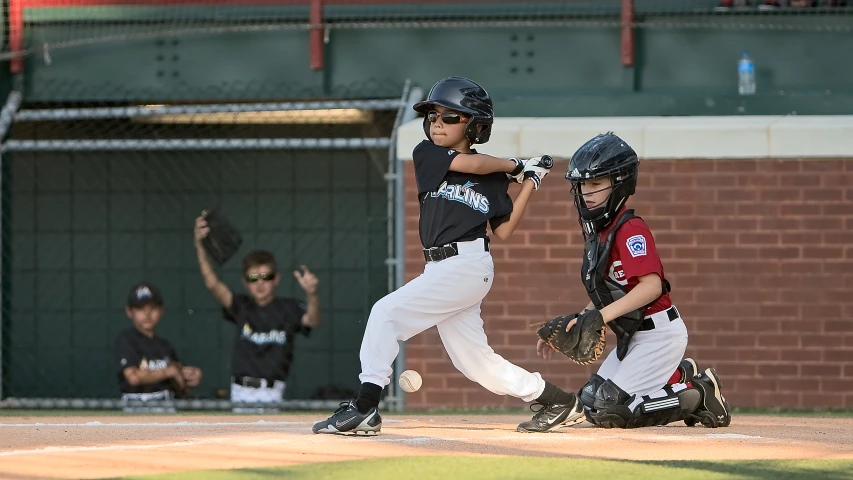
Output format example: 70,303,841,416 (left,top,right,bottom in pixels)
127,282,164,308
